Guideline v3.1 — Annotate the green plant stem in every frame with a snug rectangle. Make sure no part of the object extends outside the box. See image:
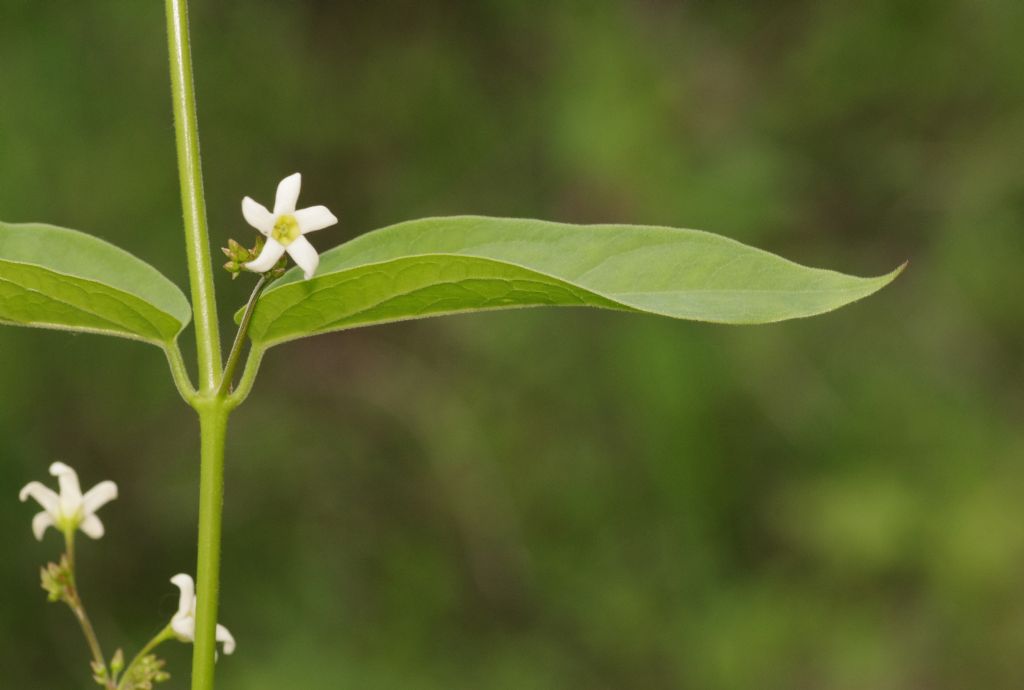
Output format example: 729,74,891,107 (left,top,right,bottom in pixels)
63,529,112,688
64,525,76,572
226,345,264,410
165,341,198,403
190,401,230,690
218,275,268,399
117,624,175,690
165,1,235,689
166,0,222,393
